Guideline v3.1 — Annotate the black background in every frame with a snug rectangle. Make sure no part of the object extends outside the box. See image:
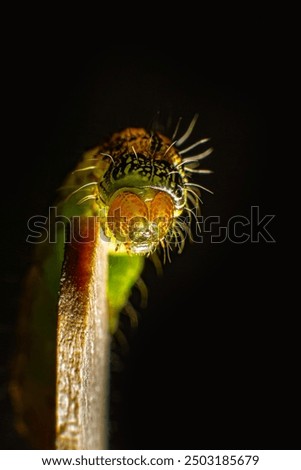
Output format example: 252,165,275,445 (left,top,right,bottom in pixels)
0,19,293,451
